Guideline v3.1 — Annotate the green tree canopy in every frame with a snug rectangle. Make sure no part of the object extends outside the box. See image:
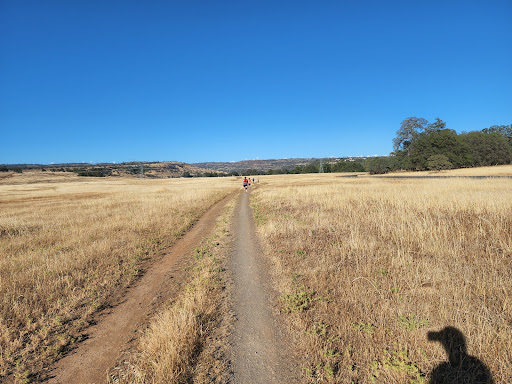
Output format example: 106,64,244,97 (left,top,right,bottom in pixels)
365,157,400,174
391,118,511,171
482,124,512,143
461,131,511,166
409,129,471,170
425,117,447,133
393,117,428,152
